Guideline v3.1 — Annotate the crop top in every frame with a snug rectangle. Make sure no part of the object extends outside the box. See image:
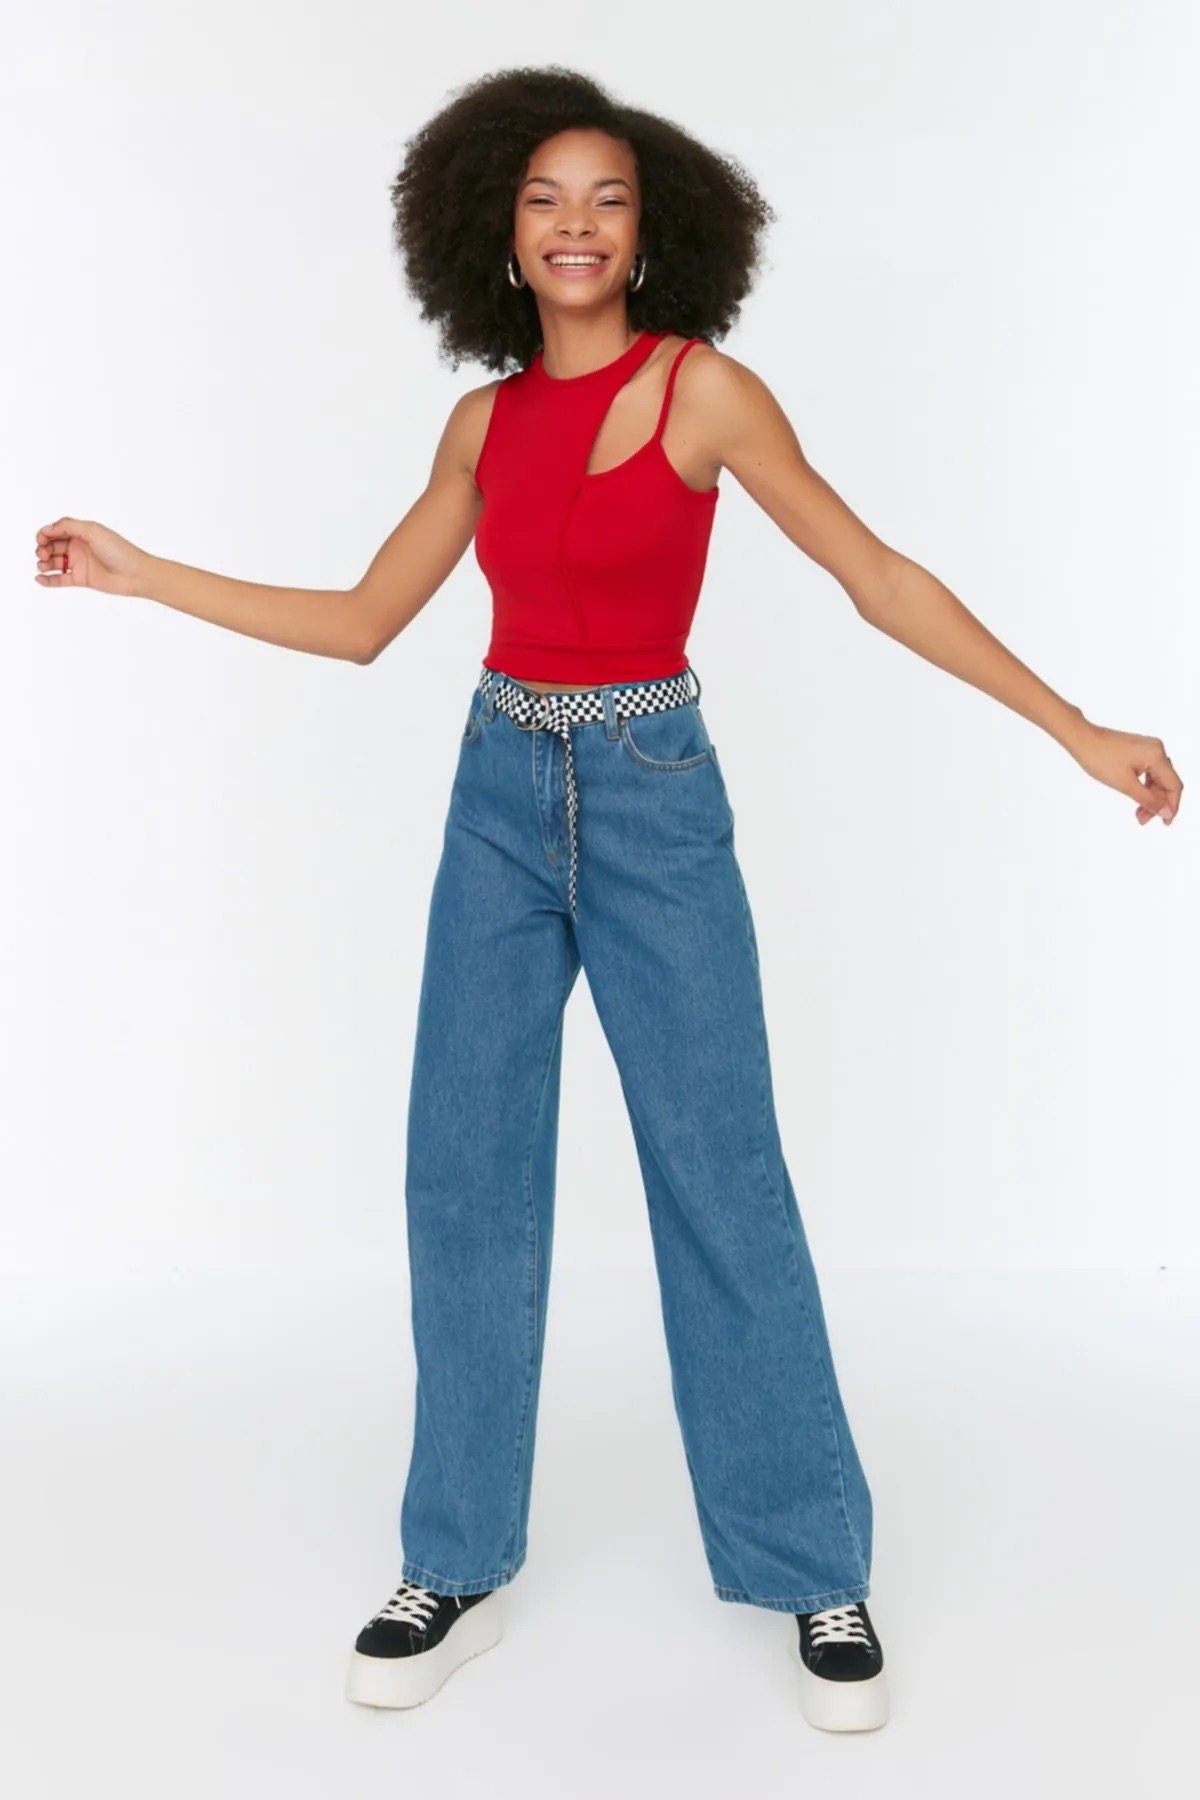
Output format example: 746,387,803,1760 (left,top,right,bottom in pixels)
473,329,720,685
